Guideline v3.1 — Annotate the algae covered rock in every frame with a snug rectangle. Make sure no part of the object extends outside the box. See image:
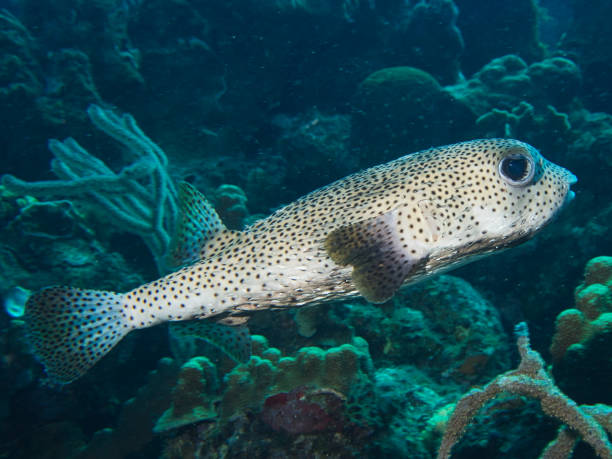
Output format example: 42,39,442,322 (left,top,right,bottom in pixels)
351,66,474,165
332,275,510,385
397,275,511,383
370,366,445,457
